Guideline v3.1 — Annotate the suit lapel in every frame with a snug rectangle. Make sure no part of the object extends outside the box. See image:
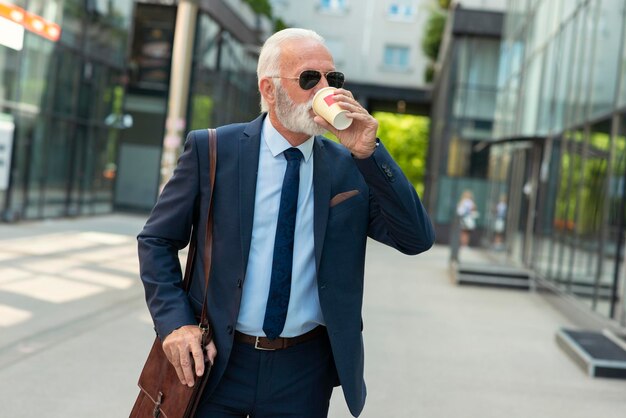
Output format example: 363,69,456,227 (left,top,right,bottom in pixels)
313,137,331,273
239,115,264,272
